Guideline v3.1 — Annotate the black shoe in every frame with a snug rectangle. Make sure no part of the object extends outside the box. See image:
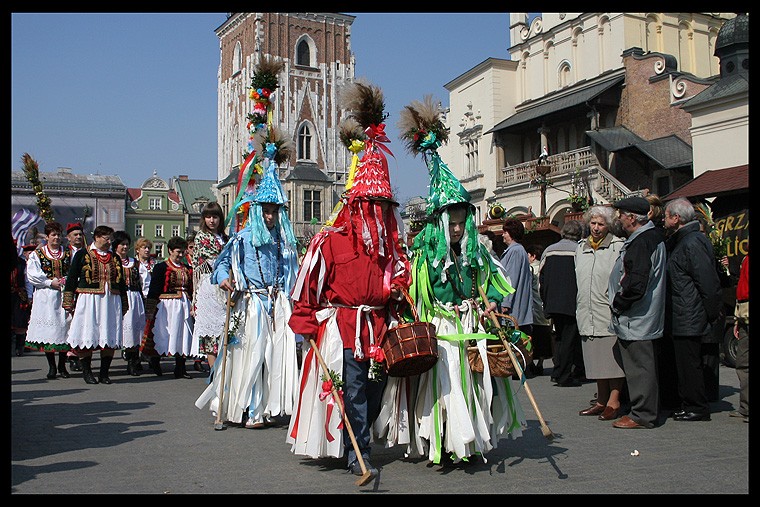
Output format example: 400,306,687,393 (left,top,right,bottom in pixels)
555,379,582,387
81,357,99,385
348,458,378,477
149,357,163,376
673,411,711,422
672,409,687,419
57,366,71,378
193,360,203,372
46,365,57,380
174,369,192,379
98,375,112,385
69,357,82,371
